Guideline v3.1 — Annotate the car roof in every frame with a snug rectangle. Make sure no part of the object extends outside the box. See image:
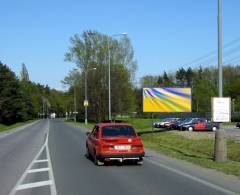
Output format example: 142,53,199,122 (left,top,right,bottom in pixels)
96,122,132,127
